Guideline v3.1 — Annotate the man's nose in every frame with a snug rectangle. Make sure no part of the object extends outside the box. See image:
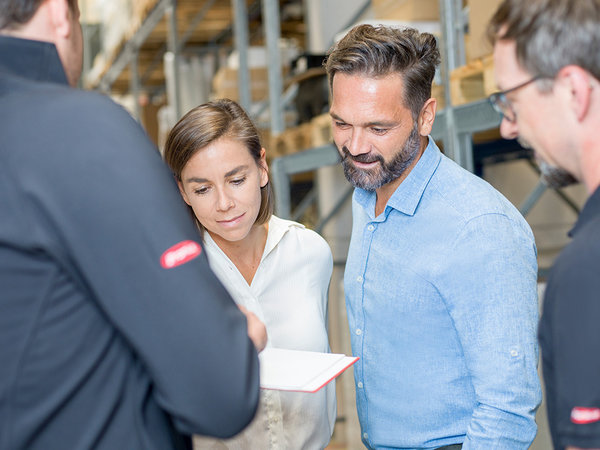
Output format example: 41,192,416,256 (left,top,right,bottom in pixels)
347,128,369,156
499,116,519,140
